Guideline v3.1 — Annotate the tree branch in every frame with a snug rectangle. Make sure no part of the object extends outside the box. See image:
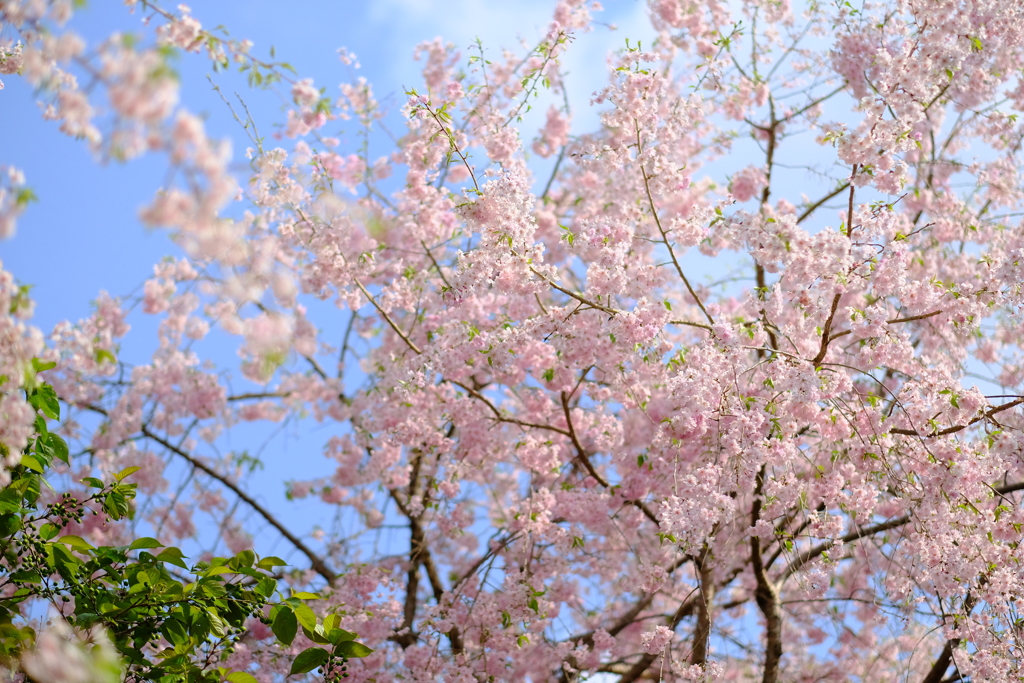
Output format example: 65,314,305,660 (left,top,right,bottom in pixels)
784,480,1024,578
751,466,783,683
690,549,715,666
810,292,842,366
616,593,700,683
139,425,337,583
826,310,942,342
796,181,851,224
890,397,1024,438
561,392,659,525
353,277,423,355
